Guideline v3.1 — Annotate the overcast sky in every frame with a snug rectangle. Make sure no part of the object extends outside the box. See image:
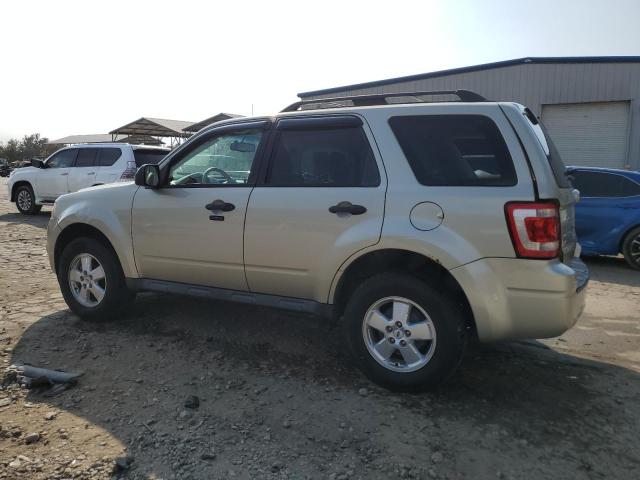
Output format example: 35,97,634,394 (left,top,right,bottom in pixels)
0,0,638,142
